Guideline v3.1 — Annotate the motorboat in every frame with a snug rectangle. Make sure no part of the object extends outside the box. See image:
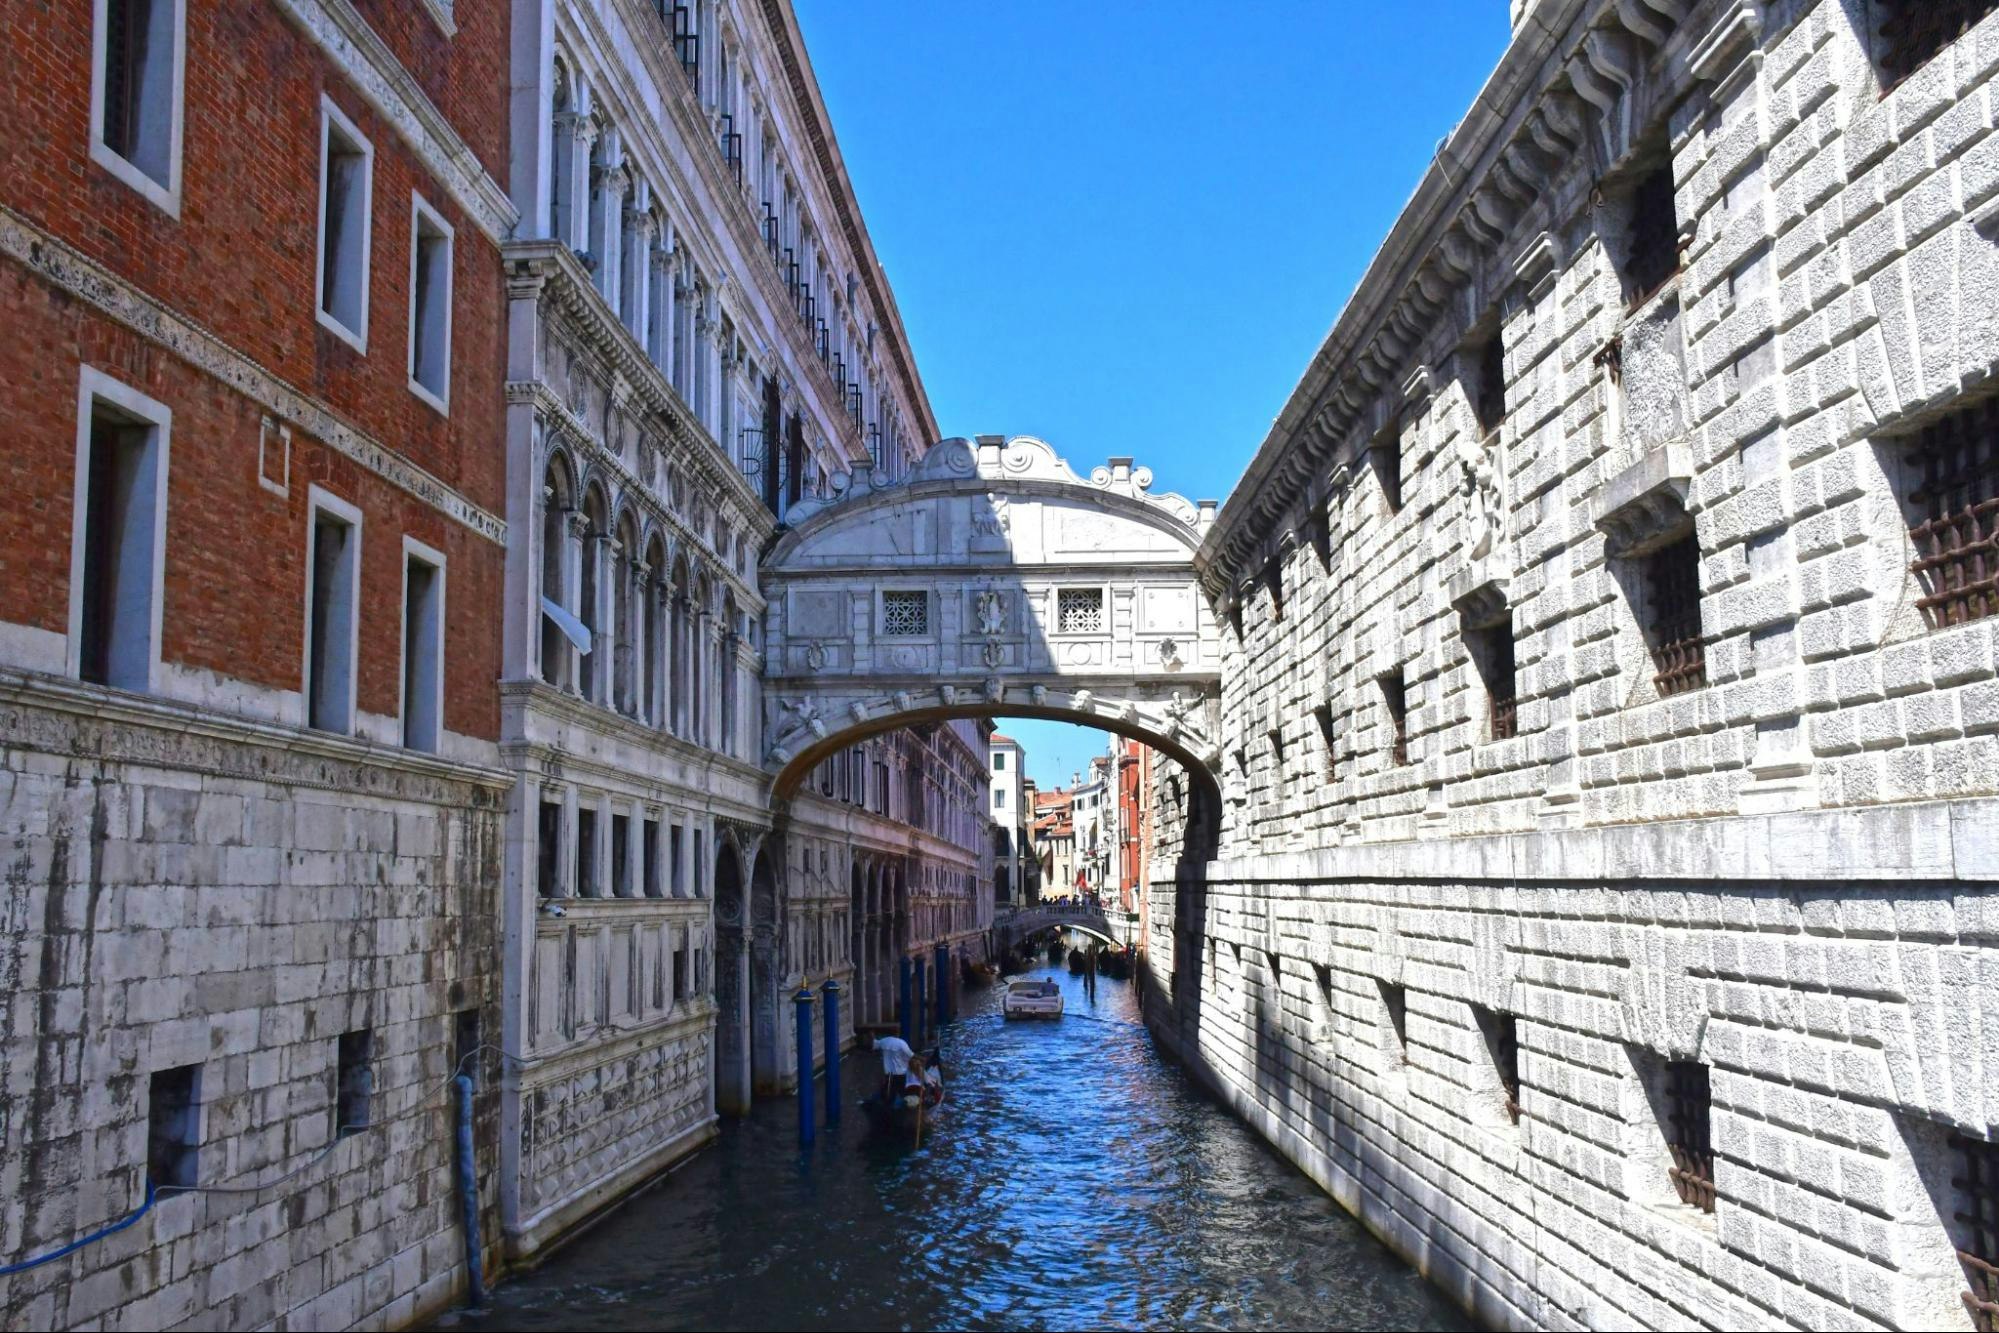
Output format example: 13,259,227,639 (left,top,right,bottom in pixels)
1002,978,1064,1019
